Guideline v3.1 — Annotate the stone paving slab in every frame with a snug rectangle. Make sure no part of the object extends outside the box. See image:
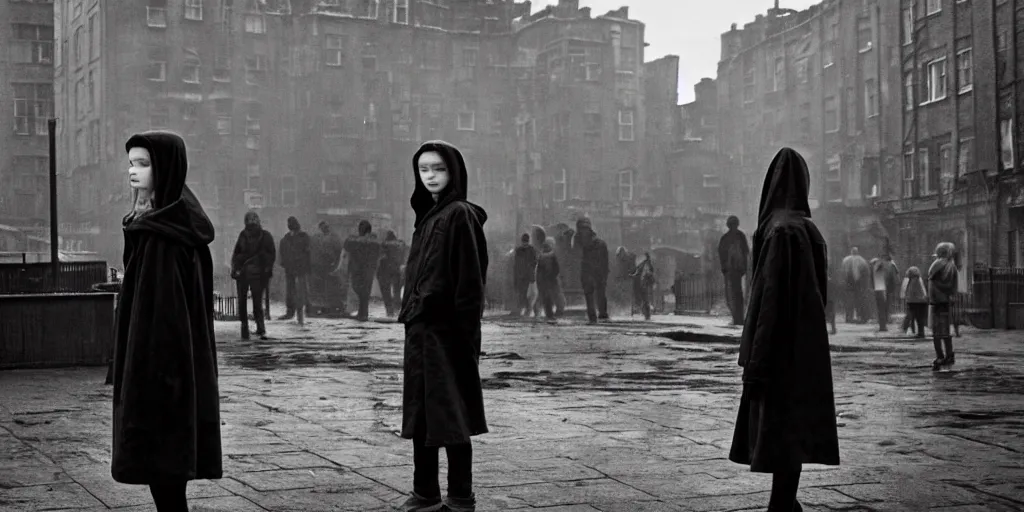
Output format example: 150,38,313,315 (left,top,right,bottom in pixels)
2,311,1024,511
